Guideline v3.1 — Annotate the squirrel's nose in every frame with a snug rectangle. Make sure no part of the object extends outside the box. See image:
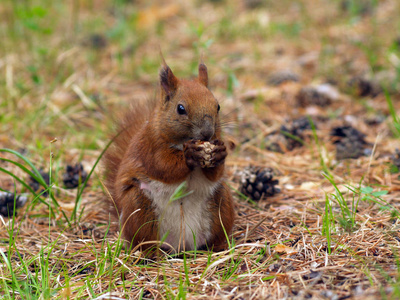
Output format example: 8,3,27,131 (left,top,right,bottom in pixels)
196,115,214,141
199,117,215,141
199,127,214,141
